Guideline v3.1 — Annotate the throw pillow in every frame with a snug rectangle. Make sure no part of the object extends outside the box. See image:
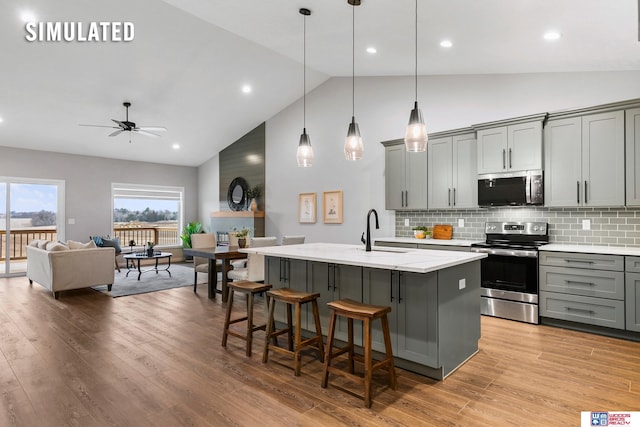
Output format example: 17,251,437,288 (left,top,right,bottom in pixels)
28,240,41,247
91,236,104,246
46,242,69,251
37,240,50,249
101,237,122,254
67,240,97,250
